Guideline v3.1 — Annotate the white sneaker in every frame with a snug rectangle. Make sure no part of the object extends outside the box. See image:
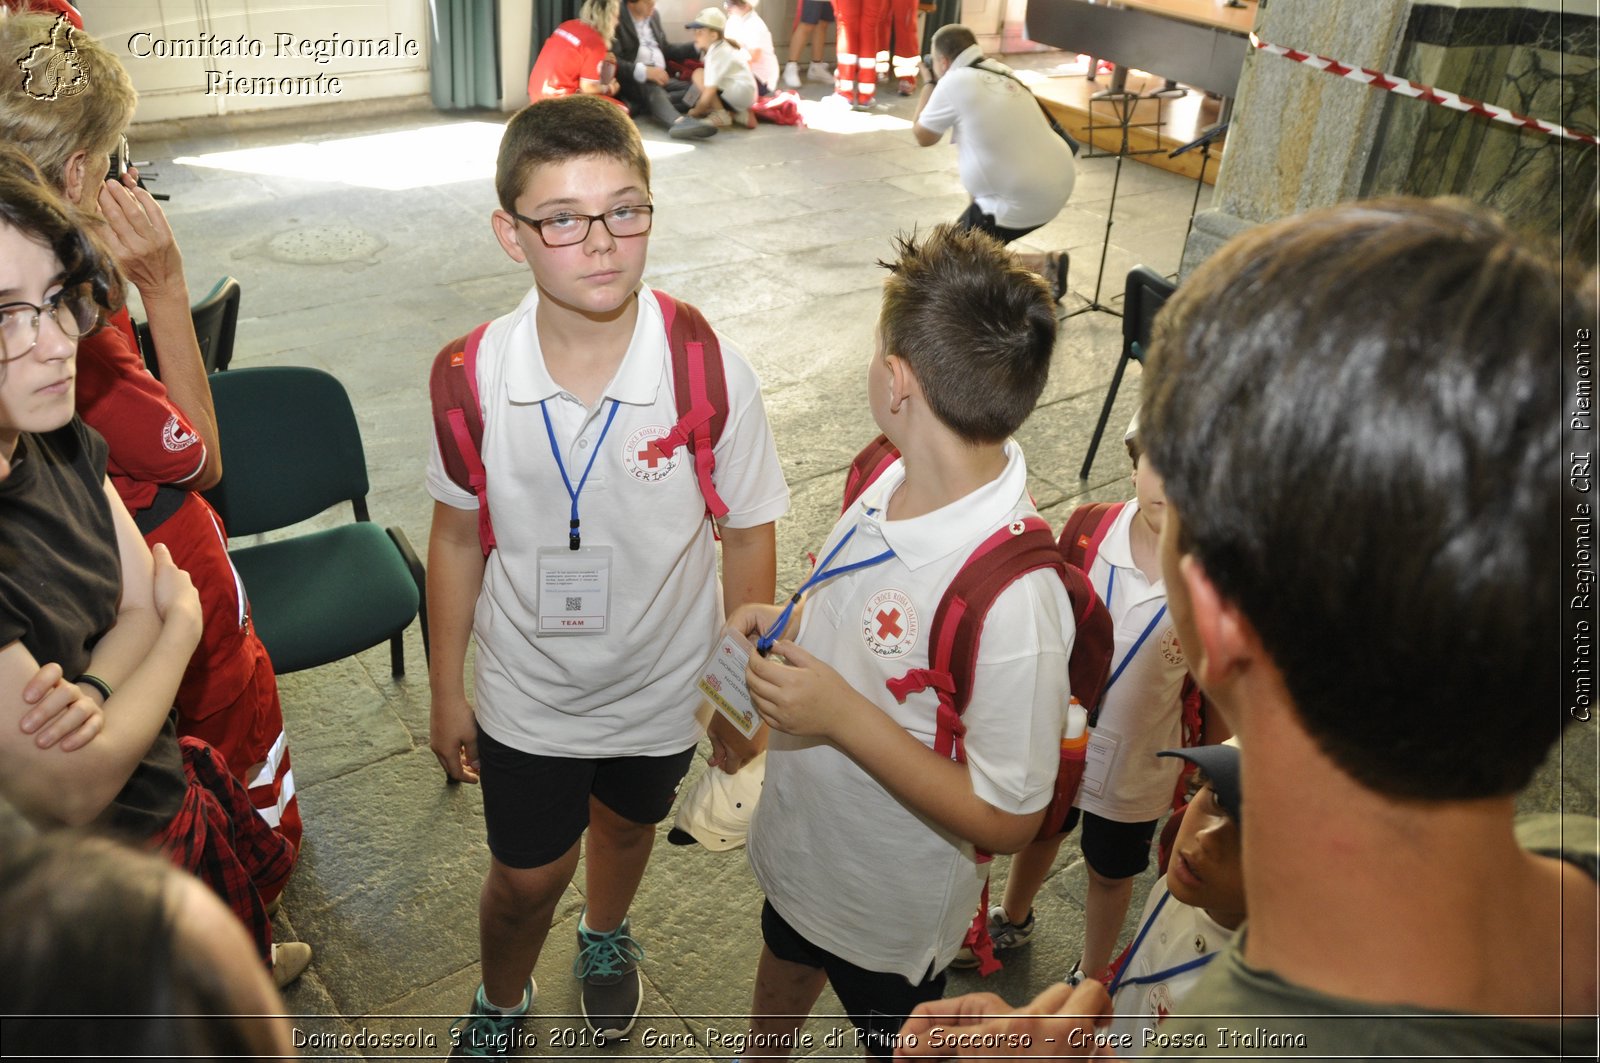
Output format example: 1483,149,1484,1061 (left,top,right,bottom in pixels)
807,62,832,84
782,61,801,89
